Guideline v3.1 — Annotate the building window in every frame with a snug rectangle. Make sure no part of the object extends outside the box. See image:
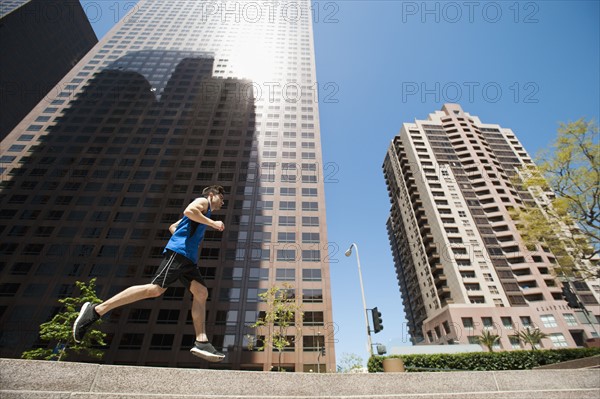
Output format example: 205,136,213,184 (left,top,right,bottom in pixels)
164,287,185,301
249,268,269,281
250,248,270,261
549,333,568,347
280,187,296,196
302,250,321,262
280,201,296,211
303,311,324,326
216,310,238,326
302,202,318,211
278,232,296,243
302,188,318,197
509,336,521,349
303,289,323,303
150,334,174,350
157,309,180,324
128,309,151,324
563,313,578,326
222,267,243,280
540,314,557,328
462,317,474,328
276,268,296,281
302,216,319,226
303,335,324,351
302,269,322,281
219,288,241,302
501,317,513,329
119,333,144,350
180,334,196,351
215,334,236,352
302,232,320,243
278,216,296,226
277,250,296,262
520,316,532,327
482,317,494,329
199,248,220,260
